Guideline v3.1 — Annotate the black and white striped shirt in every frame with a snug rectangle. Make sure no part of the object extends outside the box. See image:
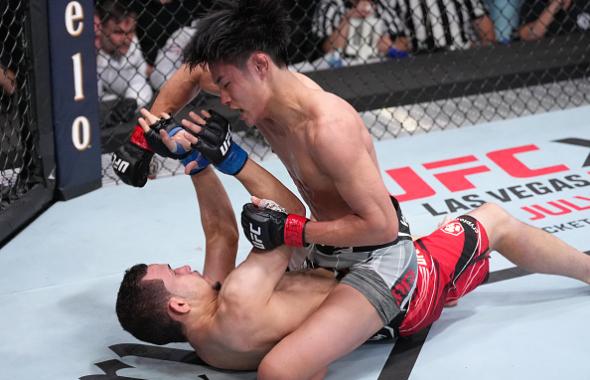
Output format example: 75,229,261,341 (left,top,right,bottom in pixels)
312,0,404,57
390,0,489,52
